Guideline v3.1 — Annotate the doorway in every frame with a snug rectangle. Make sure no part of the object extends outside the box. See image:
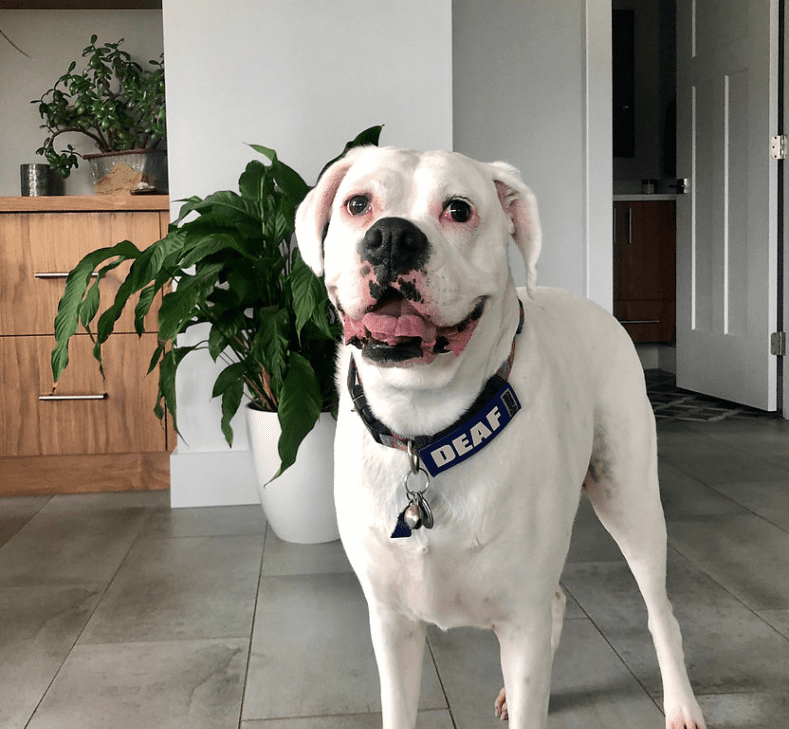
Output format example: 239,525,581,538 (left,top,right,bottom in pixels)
612,0,785,415
612,0,678,373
